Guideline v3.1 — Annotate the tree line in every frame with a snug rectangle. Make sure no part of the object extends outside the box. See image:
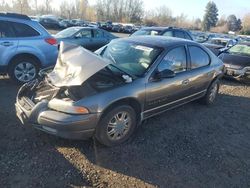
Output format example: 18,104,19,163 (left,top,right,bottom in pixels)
0,0,250,34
